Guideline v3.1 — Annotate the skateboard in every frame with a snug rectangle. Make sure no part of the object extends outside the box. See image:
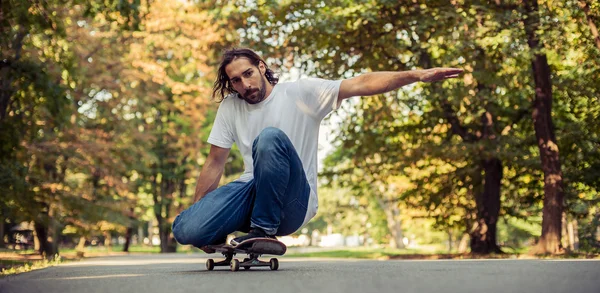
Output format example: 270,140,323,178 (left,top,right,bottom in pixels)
204,238,287,272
